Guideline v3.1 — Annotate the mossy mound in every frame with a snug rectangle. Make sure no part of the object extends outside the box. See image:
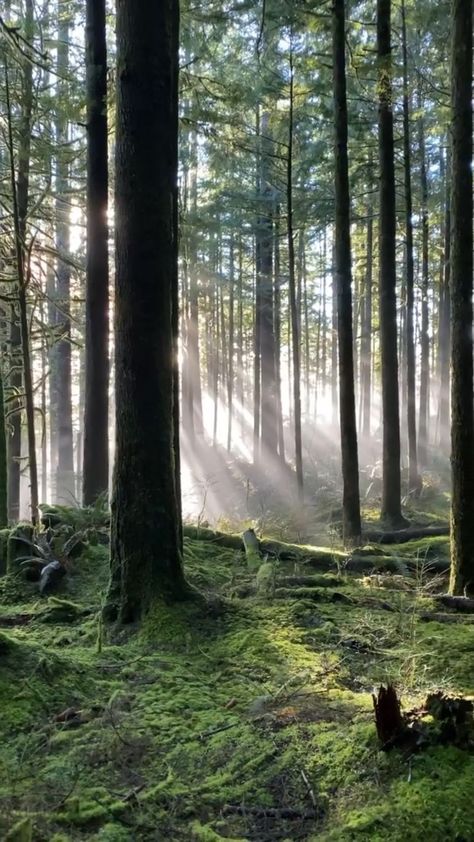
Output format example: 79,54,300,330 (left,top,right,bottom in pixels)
1,521,473,840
